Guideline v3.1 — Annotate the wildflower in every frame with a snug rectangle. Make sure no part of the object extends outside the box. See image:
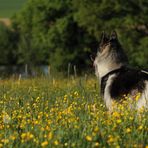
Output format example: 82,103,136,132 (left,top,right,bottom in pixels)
47,132,53,140
54,140,59,145
21,132,34,141
107,135,114,143
41,141,48,147
112,111,120,118
41,127,45,131
0,125,3,130
94,142,99,147
129,116,134,121
135,93,141,101
116,119,122,124
10,135,16,140
74,91,79,97
0,143,3,148
33,138,39,144
126,128,131,133
94,127,99,132
85,135,92,142
1,139,9,144
138,125,143,130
